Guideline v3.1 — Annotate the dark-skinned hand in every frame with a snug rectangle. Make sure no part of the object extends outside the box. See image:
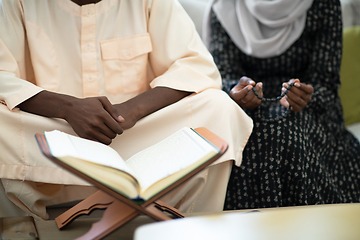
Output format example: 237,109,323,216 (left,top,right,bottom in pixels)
229,76,263,110
18,88,191,145
63,96,124,145
280,79,314,112
18,91,124,145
